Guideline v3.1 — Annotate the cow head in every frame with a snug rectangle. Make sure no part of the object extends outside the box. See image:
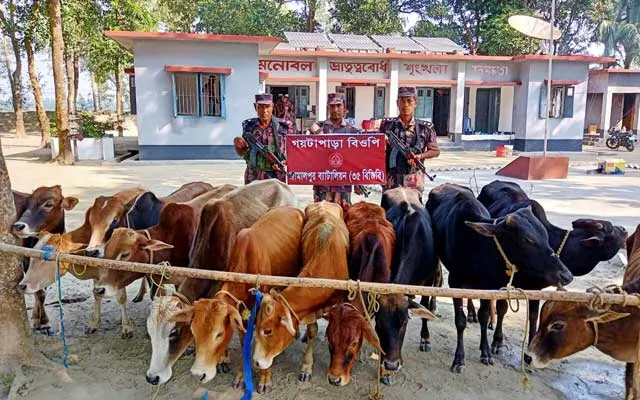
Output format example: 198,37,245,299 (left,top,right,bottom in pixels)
18,233,85,294
325,303,382,386
253,294,299,370
374,294,435,372
527,300,630,368
562,219,628,274
85,196,130,257
465,207,573,288
112,192,164,234
170,298,245,383
12,186,78,238
146,295,193,385
93,228,173,297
